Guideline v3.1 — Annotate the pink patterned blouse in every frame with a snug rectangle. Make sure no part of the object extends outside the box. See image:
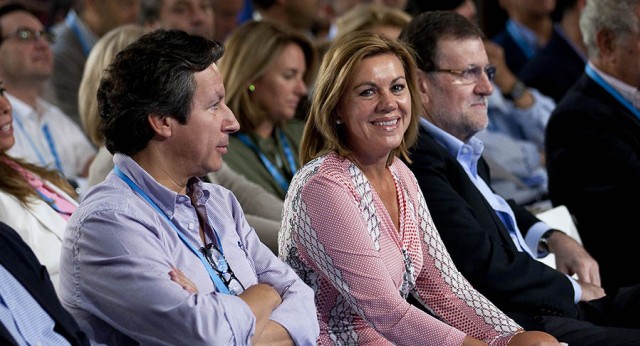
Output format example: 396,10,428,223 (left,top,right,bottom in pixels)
279,152,522,345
